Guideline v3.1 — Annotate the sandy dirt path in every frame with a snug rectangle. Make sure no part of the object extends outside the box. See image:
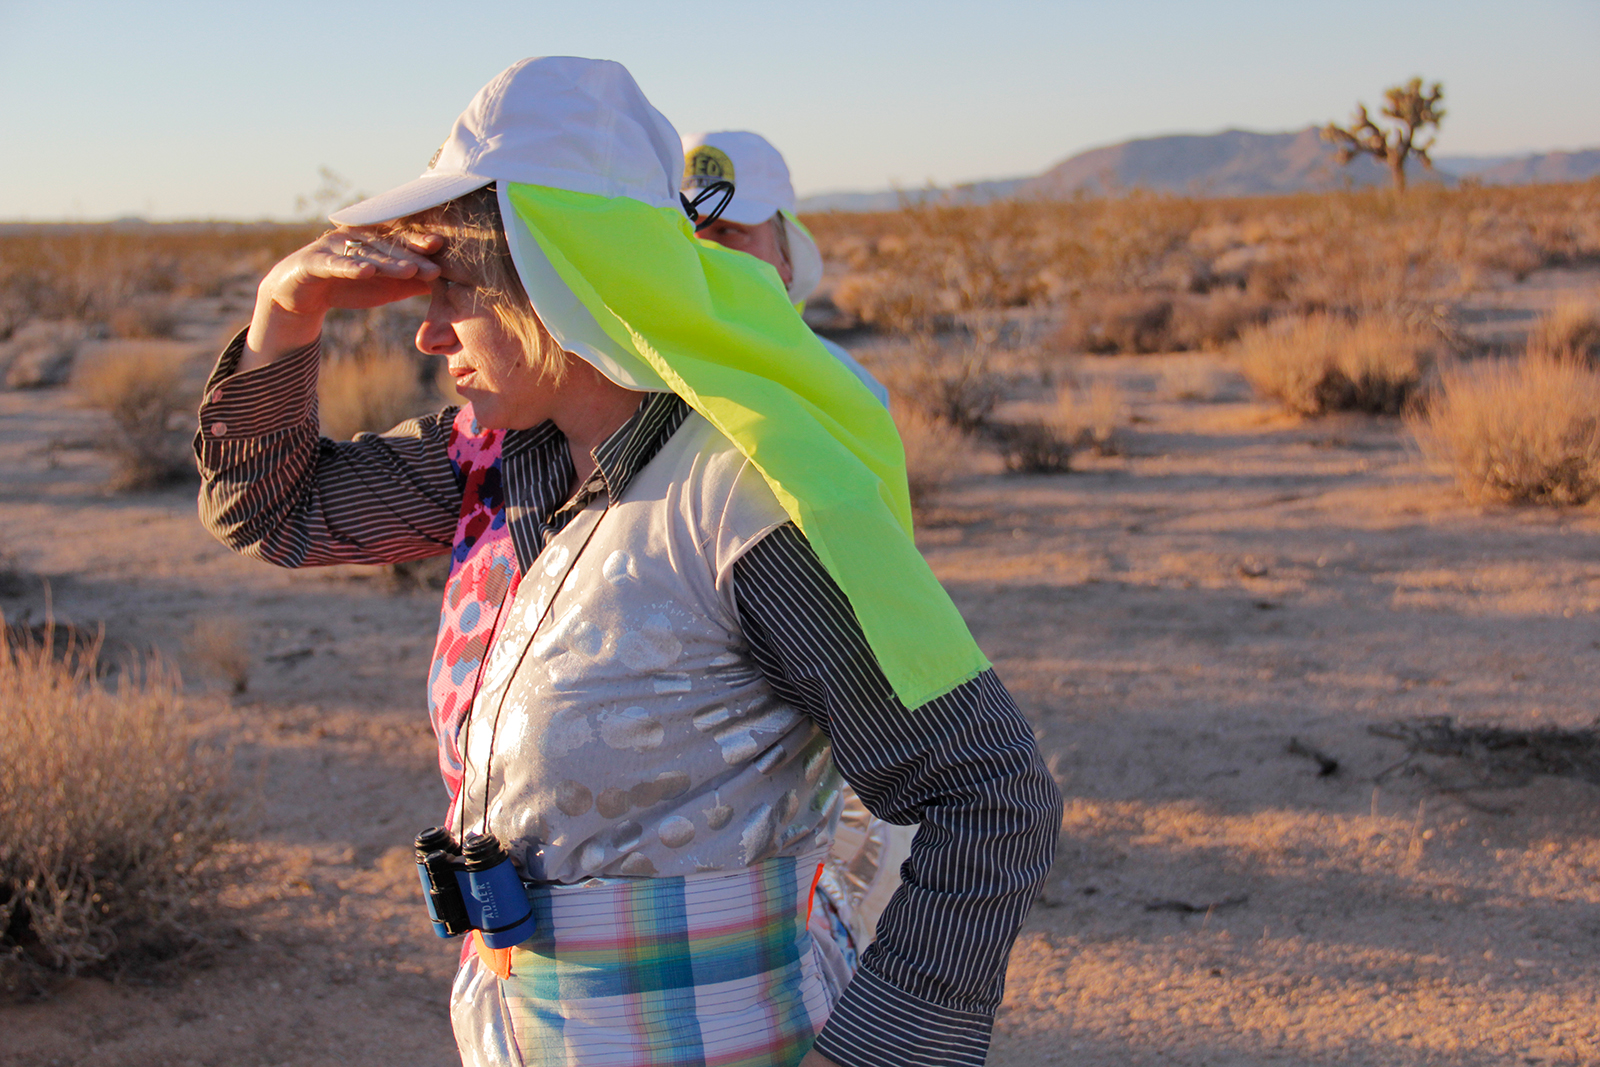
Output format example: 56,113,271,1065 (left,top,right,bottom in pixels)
3,345,1598,1066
